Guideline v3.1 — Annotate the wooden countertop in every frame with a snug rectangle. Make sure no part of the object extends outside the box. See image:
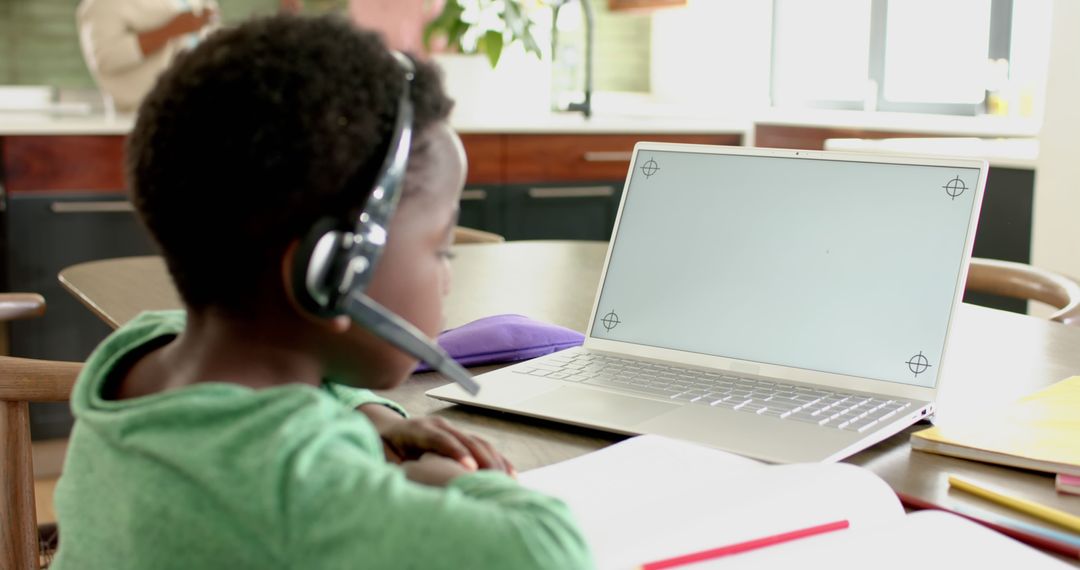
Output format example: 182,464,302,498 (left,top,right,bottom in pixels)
824,137,1039,170
1,107,1037,138
0,110,749,137
756,108,1041,138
